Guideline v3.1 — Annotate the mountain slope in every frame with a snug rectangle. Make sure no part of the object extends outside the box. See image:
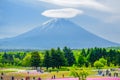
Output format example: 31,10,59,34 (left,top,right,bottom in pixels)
0,19,119,49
